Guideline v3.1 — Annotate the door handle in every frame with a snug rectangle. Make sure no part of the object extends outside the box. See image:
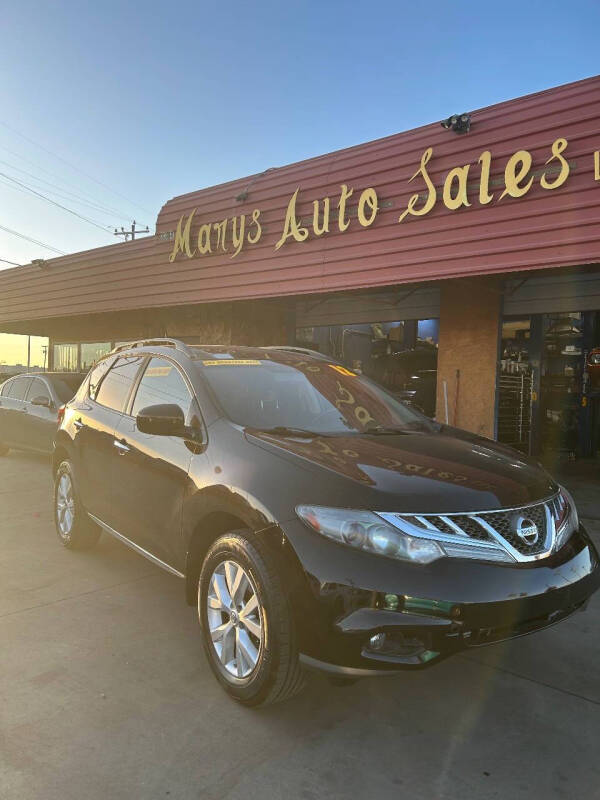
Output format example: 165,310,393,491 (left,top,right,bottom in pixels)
113,439,131,454
73,419,84,430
